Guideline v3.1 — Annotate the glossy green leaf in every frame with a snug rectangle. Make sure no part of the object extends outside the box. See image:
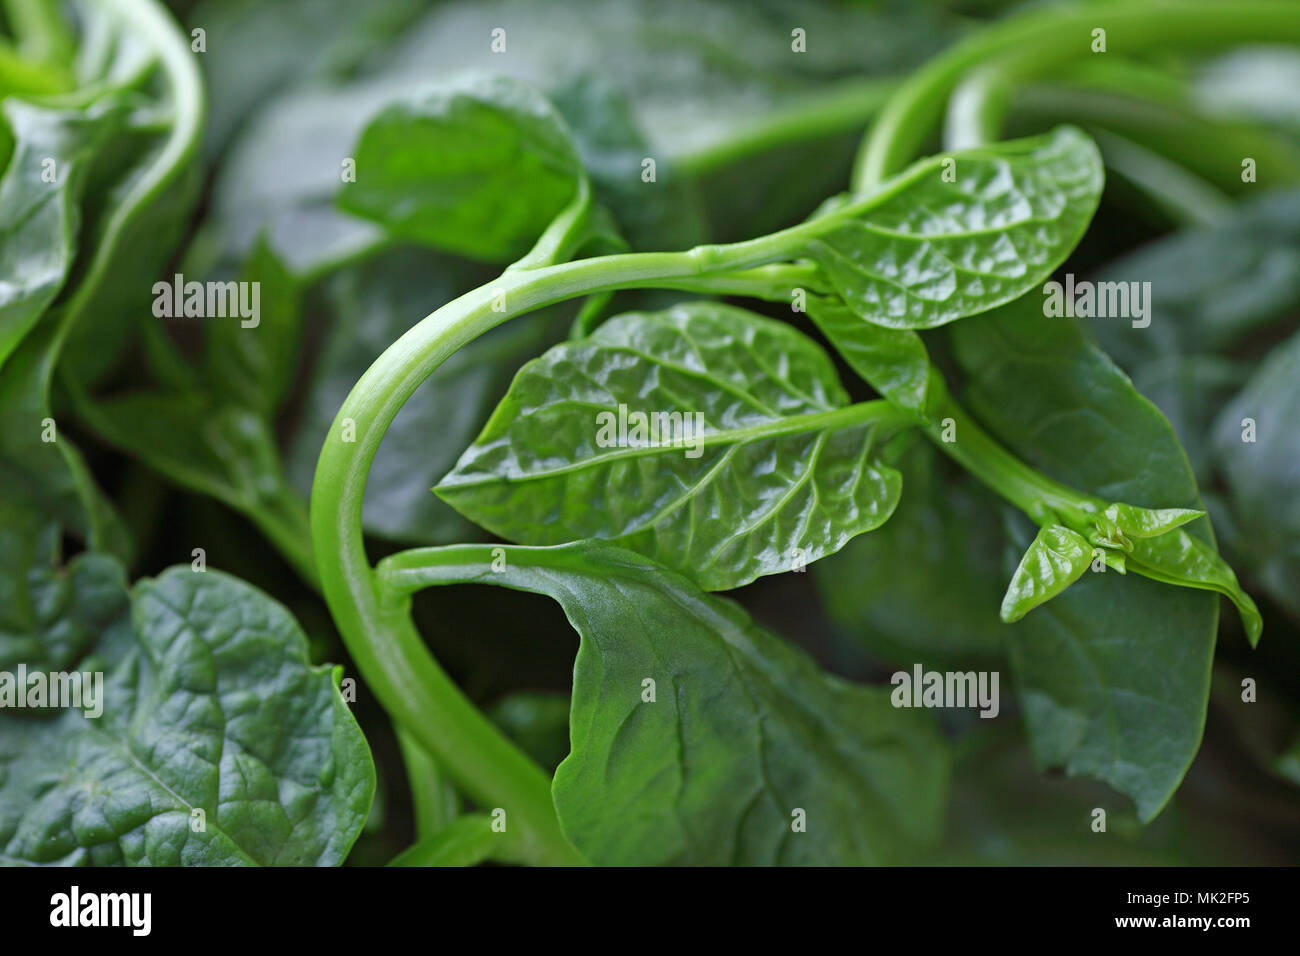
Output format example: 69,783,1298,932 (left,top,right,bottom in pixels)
386,541,949,865
1103,502,1203,539
1000,524,1094,623
0,566,375,865
437,302,907,590
797,126,1103,330
951,302,1221,821
1126,528,1262,645
336,73,583,262
806,295,933,415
